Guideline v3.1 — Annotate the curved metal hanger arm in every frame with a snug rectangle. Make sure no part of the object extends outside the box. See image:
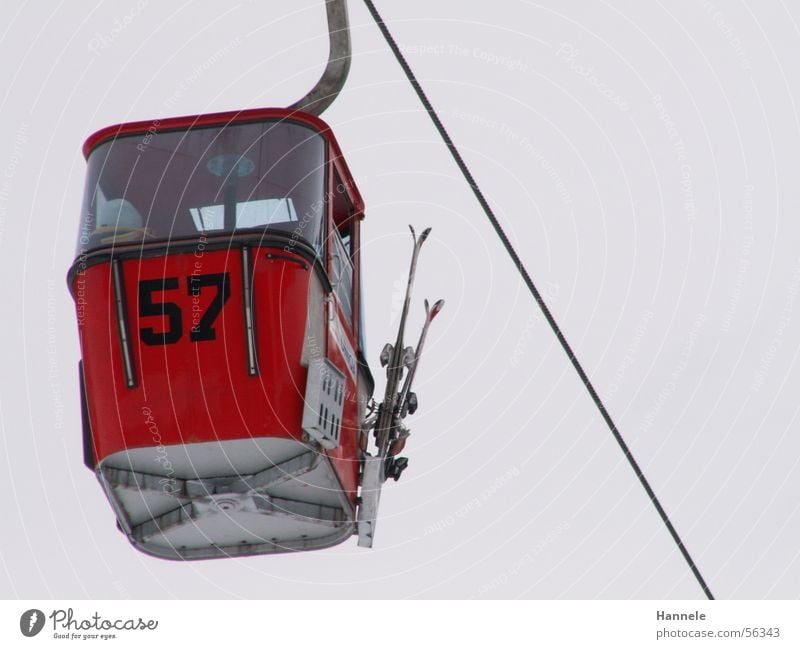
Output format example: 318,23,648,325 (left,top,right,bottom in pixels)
288,0,351,116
